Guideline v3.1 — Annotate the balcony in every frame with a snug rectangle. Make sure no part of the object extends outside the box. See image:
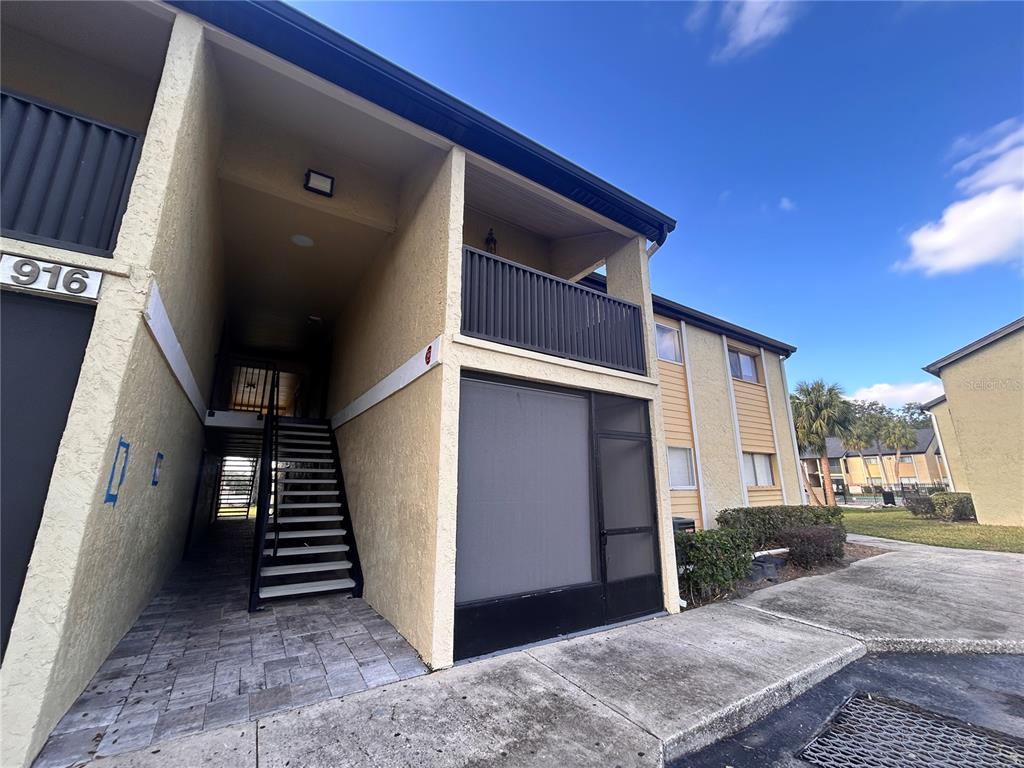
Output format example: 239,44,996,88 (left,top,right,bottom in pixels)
460,245,646,375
